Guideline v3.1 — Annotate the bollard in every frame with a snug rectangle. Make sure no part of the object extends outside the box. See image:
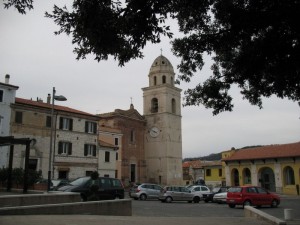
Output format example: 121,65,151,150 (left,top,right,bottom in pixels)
284,209,293,221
